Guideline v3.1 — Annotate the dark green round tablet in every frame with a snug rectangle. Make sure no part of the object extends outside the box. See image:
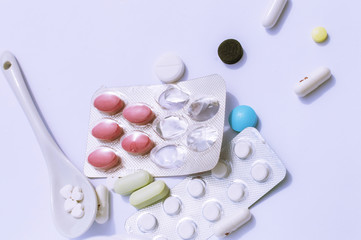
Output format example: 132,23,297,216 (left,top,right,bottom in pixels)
218,39,243,64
